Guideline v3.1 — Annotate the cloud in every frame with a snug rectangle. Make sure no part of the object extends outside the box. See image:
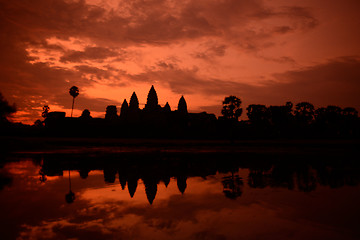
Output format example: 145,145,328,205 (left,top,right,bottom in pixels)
270,56,360,108
126,61,255,98
125,56,360,115
258,55,297,65
192,42,227,60
0,0,319,48
53,93,121,113
60,47,120,63
2,0,358,124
